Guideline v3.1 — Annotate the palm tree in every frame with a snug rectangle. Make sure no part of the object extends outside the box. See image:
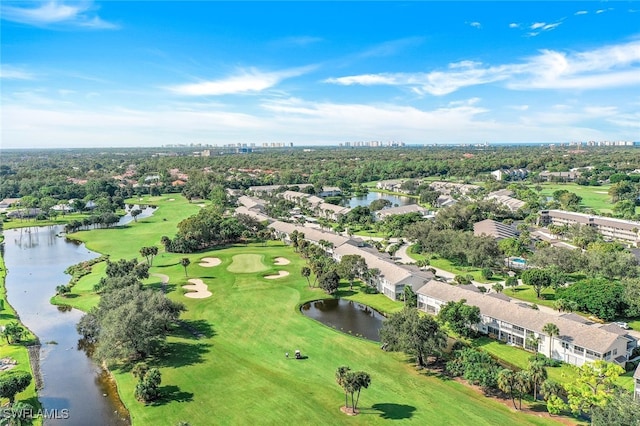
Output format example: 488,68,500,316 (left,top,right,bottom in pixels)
540,379,562,402
527,360,548,400
353,371,371,412
497,368,517,409
335,366,351,411
301,266,311,287
514,370,531,409
180,257,191,277
526,335,541,356
542,323,559,360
